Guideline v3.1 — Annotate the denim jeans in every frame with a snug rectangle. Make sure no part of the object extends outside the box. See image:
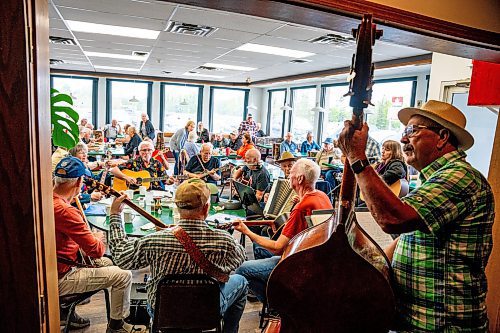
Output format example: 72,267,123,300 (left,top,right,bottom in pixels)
172,150,179,175
147,274,248,333
253,242,274,260
235,256,281,303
